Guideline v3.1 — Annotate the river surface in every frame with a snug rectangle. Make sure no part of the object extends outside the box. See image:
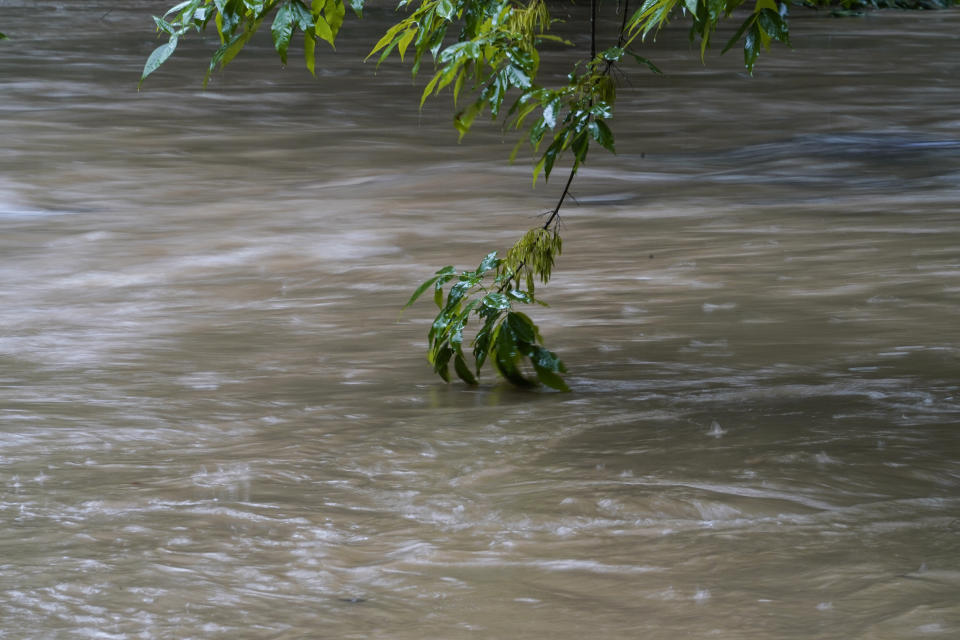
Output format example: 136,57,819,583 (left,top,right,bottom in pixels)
1,2,959,638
